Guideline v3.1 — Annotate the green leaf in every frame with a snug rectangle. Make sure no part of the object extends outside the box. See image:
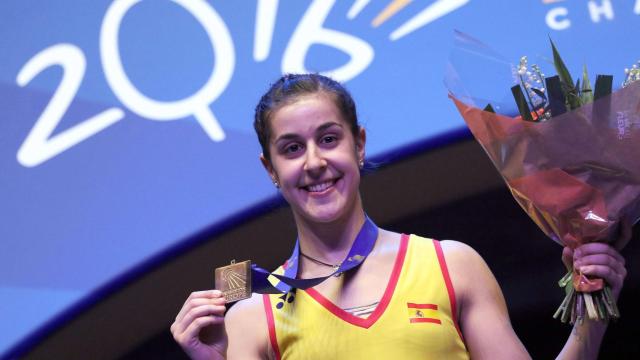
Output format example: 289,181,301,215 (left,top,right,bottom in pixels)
558,270,573,287
581,64,594,104
561,81,581,110
550,38,581,109
550,38,574,87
